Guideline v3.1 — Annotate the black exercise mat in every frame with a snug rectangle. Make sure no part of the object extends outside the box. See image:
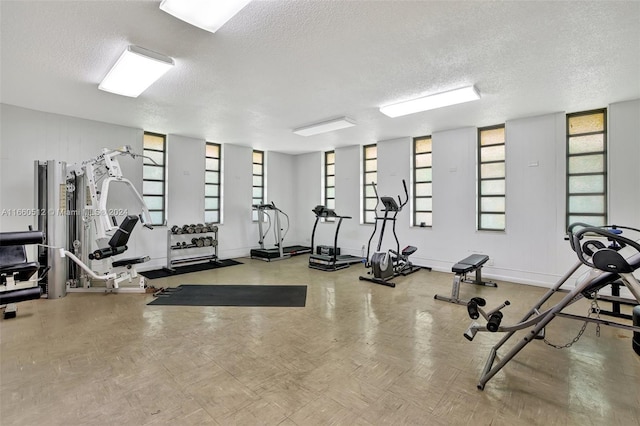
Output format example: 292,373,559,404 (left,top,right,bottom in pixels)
140,259,242,279
147,284,307,307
